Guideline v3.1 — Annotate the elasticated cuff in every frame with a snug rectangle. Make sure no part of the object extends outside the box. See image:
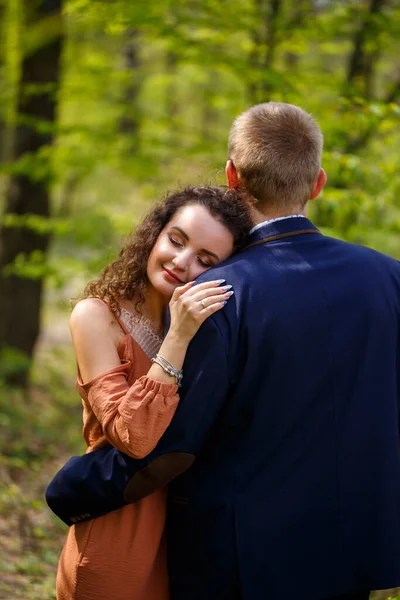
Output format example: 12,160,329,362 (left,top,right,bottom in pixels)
136,375,178,396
